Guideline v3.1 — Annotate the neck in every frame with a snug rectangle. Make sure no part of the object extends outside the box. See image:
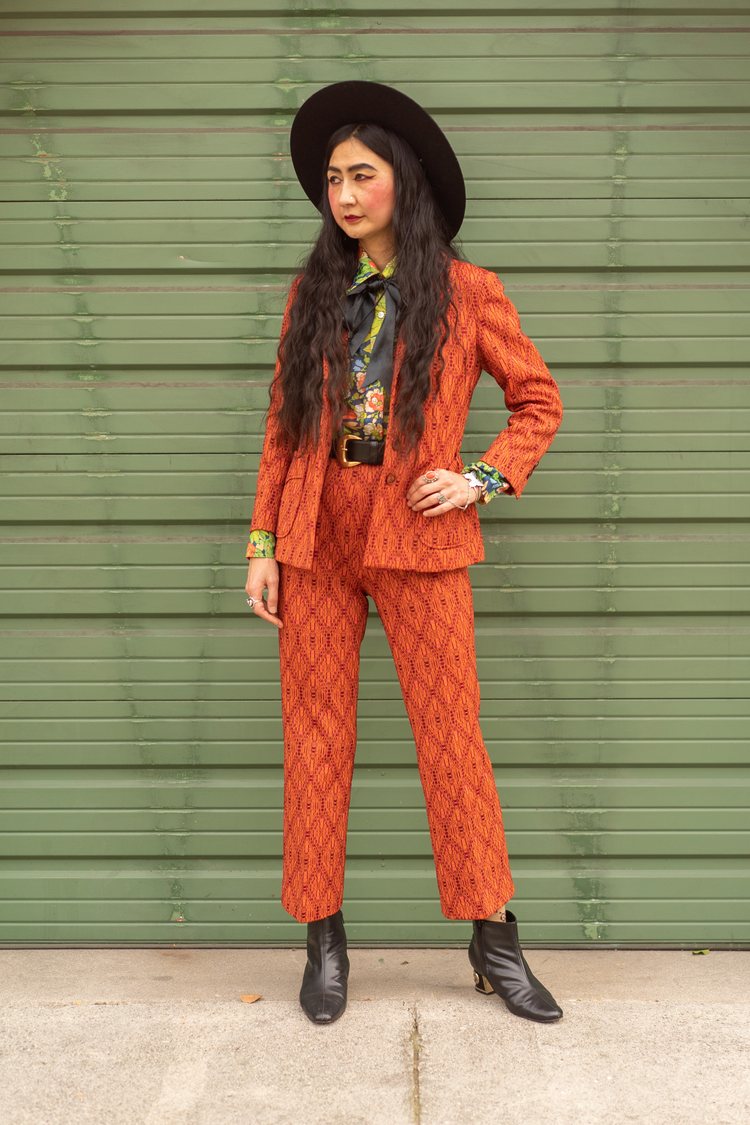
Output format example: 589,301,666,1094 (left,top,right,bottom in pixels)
359,235,396,273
